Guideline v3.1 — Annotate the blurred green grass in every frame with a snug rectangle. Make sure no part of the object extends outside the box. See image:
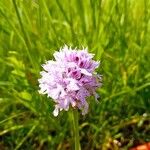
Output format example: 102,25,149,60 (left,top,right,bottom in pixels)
0,0,150,149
